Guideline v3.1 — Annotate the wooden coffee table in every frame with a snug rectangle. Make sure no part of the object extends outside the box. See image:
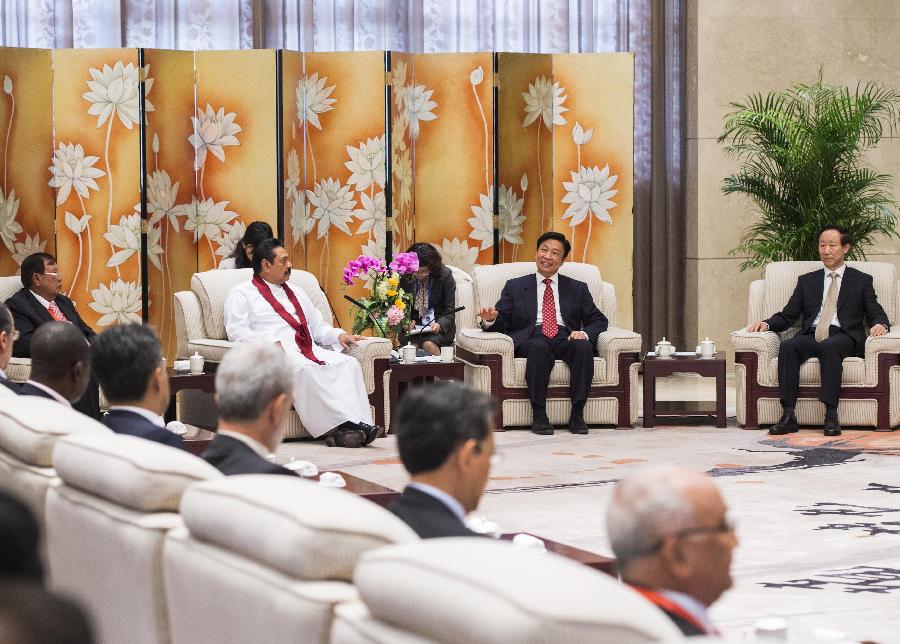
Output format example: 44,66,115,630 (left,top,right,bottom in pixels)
642,354,726,428
500,532,616,575
269,464,400,508
373,357,466,431
165,364,218,426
